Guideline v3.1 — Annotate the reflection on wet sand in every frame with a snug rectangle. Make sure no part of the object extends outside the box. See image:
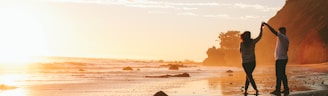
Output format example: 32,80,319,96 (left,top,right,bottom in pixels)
205,64,328,96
